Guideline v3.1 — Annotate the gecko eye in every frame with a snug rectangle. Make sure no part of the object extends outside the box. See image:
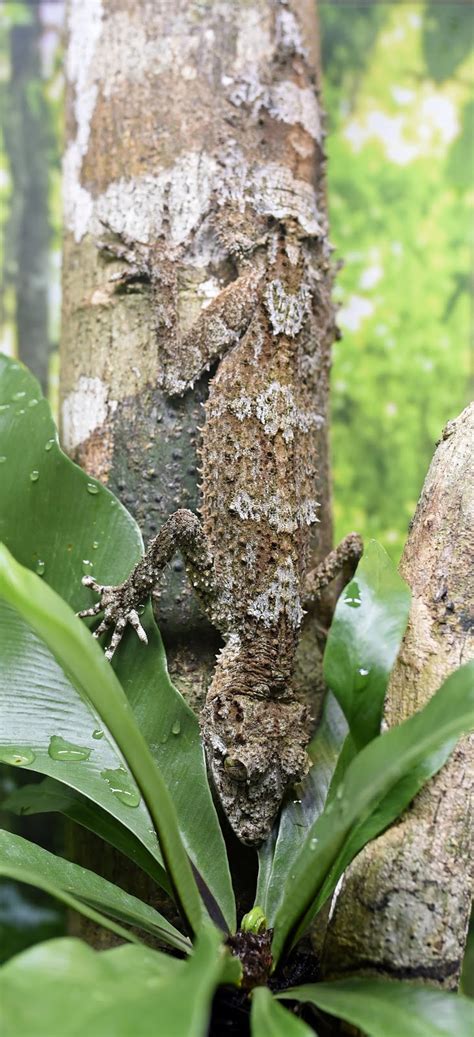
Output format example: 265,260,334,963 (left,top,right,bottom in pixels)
224,756,248,783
